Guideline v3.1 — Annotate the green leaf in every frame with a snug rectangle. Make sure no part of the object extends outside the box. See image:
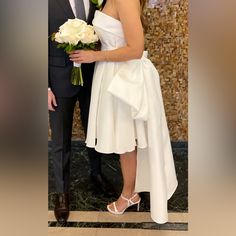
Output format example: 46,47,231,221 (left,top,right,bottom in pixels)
91,0,98,4
50,32,56,41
